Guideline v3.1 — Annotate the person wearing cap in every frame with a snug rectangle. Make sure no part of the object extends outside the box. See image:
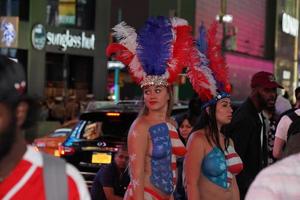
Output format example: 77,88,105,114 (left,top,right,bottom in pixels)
225,71,283,199
184,22,243,200
106,16,192,199
90,146,130,200
0,55,90,200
